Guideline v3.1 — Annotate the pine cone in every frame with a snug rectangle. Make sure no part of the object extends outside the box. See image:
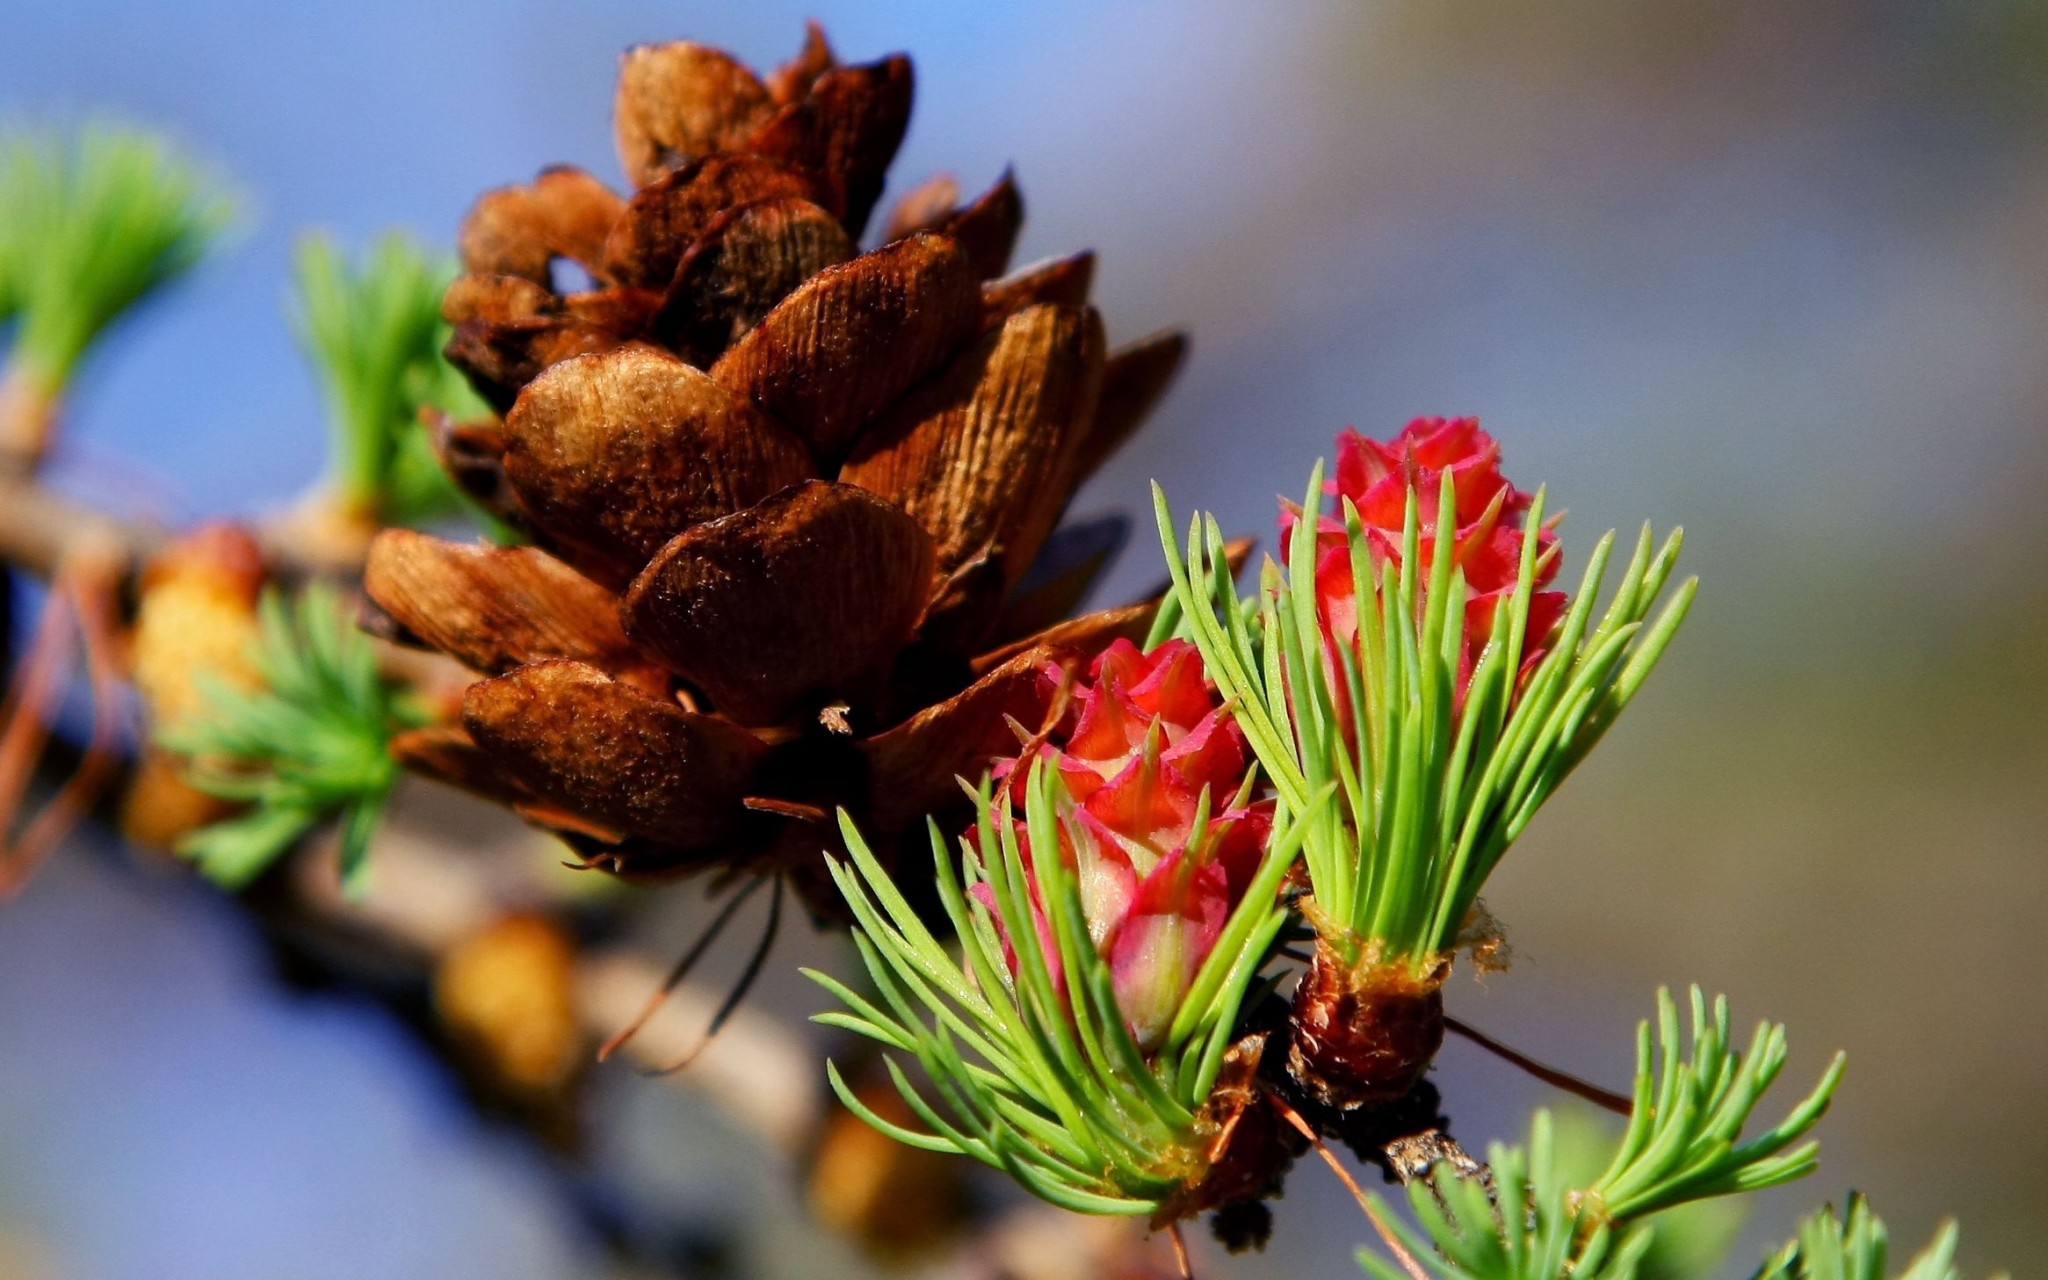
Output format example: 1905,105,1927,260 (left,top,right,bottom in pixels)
367,25,1188,915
